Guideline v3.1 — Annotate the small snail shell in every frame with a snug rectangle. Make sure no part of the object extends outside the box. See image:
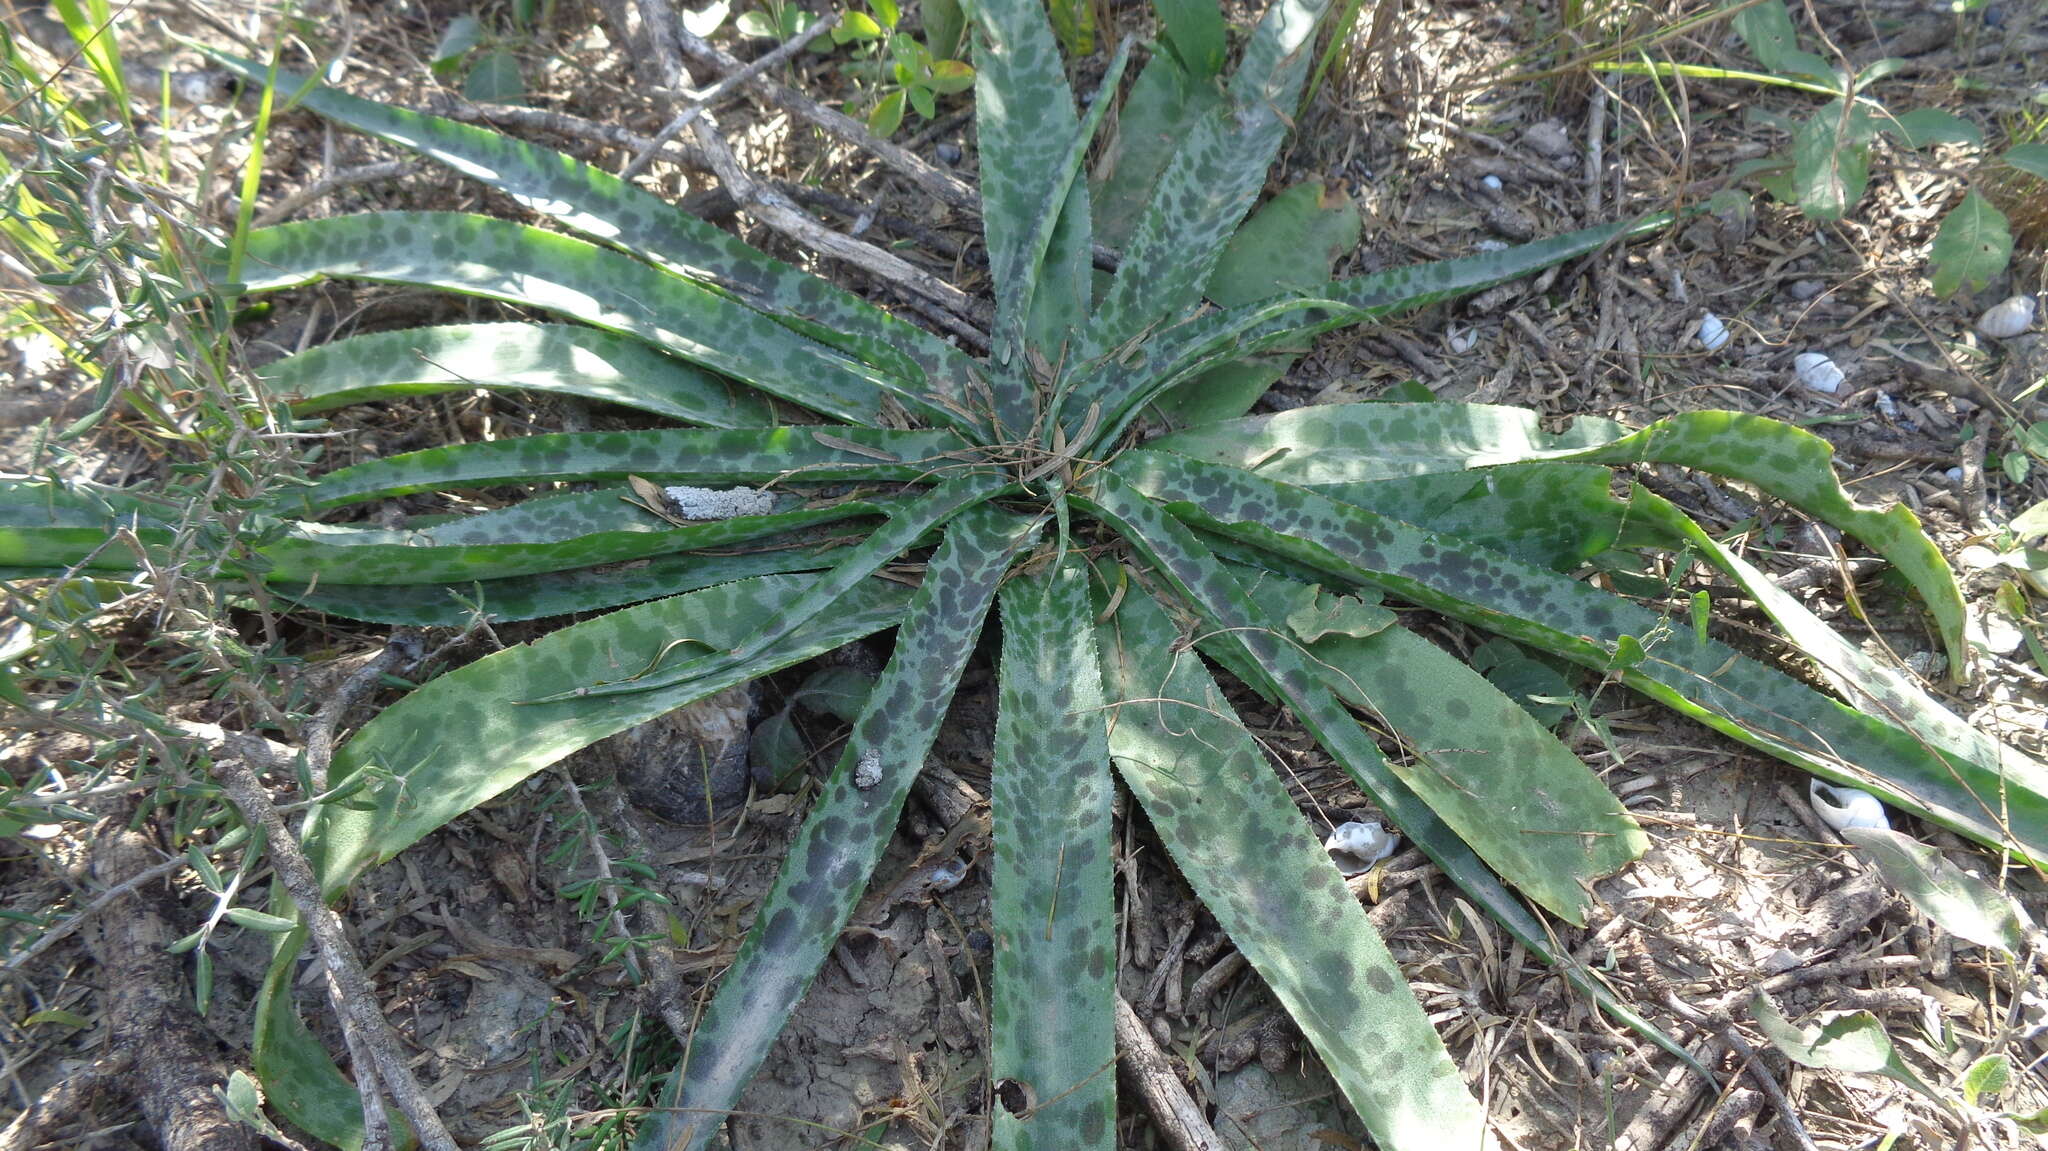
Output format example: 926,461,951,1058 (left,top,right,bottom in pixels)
1694,312,1731,353
927,858,969,892
1480,173,1503,193
1809,779,1889,832
1446,327,1478,354
1976,295,2038,340
1793,352,1842,394
1324,821,1400,877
